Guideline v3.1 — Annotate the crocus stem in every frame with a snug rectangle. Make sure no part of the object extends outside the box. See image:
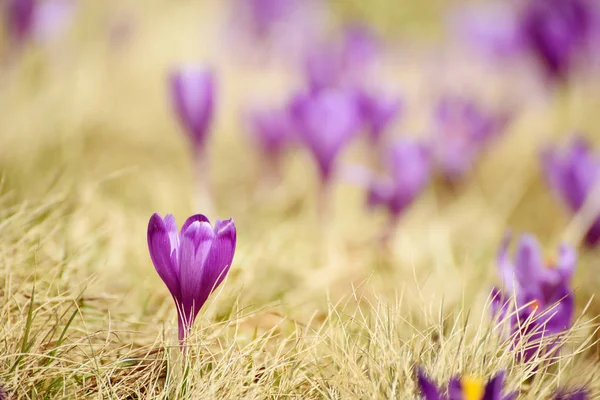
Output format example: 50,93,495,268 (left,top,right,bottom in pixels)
317,180,331,223
193,149,214,215
379,213,400,251
261,153,283,187
317,180,335,267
